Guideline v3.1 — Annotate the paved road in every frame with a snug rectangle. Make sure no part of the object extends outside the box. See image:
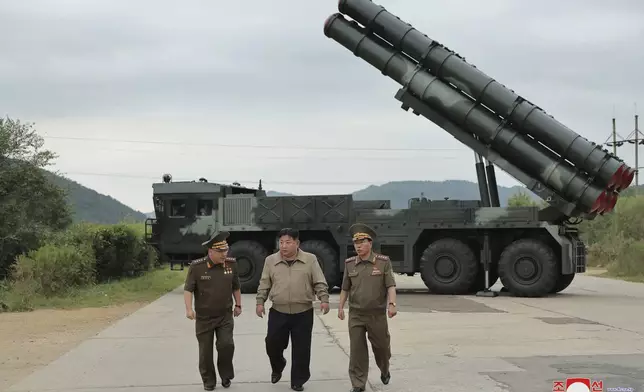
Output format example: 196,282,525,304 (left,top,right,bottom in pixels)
6,274,644,392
